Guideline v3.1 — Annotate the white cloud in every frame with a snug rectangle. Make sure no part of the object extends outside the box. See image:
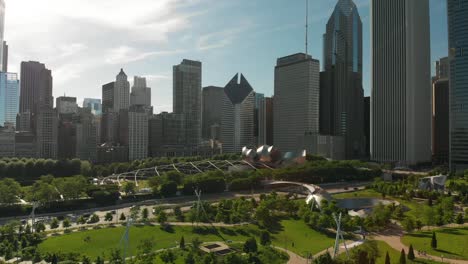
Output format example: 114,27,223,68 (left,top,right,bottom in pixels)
196,23,253,51
105,46,187,65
